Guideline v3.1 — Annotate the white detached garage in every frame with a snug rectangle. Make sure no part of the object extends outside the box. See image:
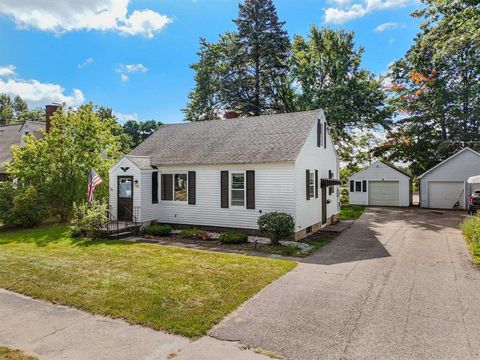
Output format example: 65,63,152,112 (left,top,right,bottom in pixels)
419,147,480,209
349,161,411,207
